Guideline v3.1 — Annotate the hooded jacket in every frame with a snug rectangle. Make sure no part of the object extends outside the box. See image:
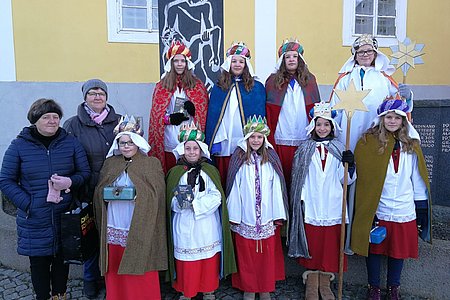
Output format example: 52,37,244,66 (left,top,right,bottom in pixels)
0,127,90,256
